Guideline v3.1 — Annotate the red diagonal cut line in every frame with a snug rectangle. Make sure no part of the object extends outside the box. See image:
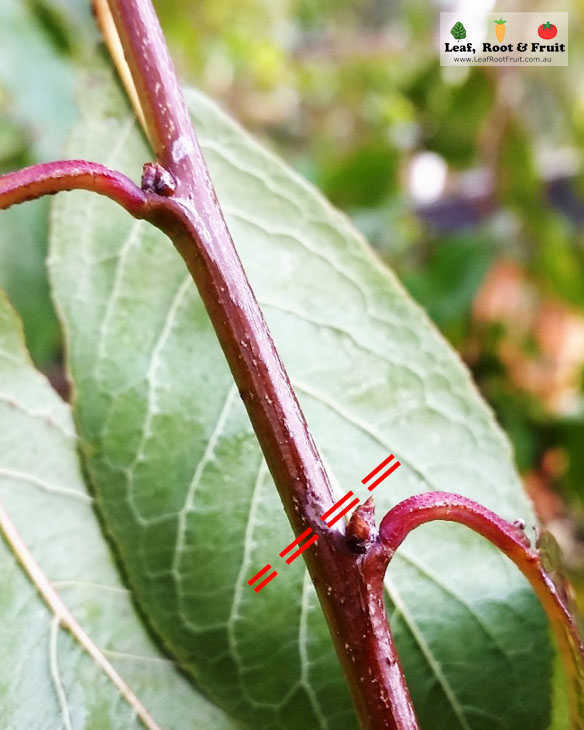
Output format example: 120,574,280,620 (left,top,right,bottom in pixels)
321,491,355,522
367,461,401,492
285,533,320,564
279,527,314,558
248,563,272,585
361,454,395,485
325,496,360,527
253,570,278,592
